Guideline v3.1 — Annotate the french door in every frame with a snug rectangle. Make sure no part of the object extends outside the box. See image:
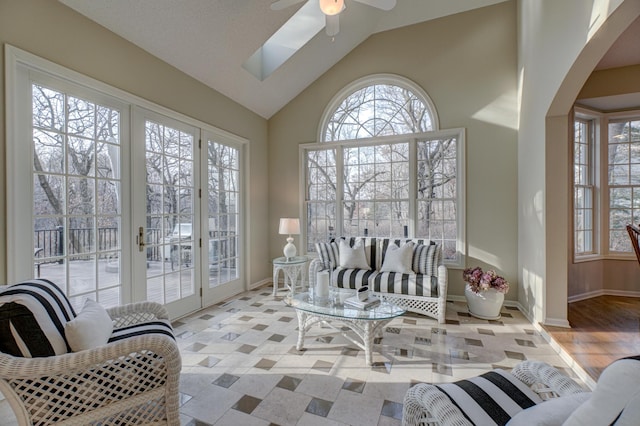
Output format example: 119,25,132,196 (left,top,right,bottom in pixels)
8,47,246,320
132,108,201,318
132,110,246,317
